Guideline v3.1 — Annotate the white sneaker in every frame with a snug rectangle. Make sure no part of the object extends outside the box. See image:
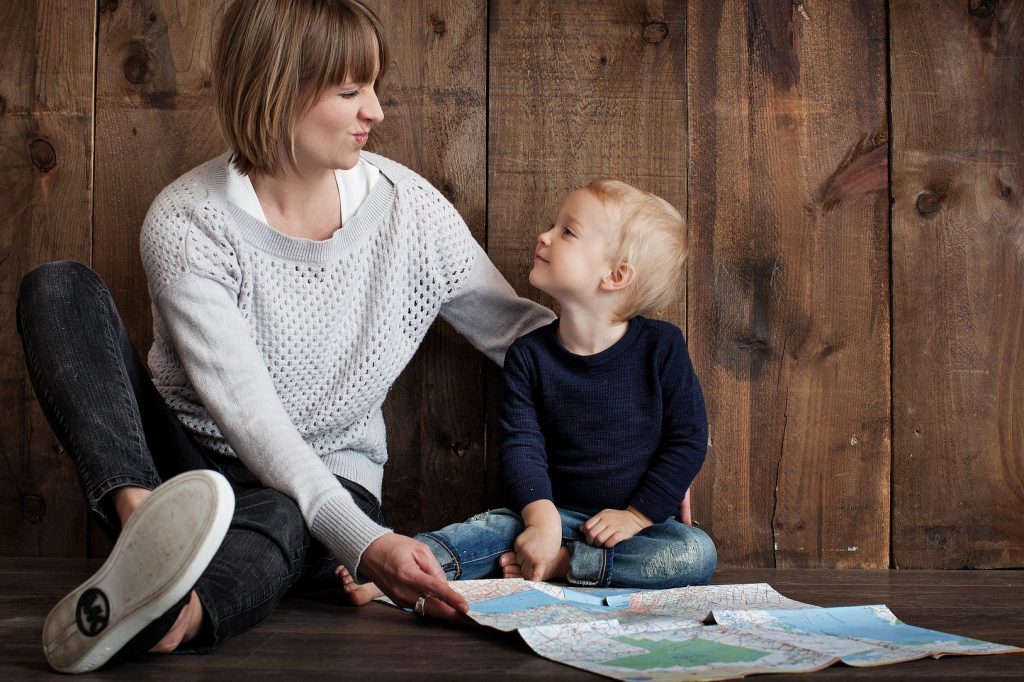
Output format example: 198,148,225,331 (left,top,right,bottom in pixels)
42,470,234,673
